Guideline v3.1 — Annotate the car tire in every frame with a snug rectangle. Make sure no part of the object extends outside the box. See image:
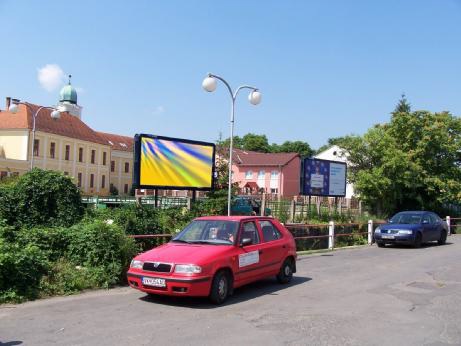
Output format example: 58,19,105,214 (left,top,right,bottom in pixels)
277,258,294,284
209,270,230,305
413,232,422,248
376,242,385,248
438,230,447,245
